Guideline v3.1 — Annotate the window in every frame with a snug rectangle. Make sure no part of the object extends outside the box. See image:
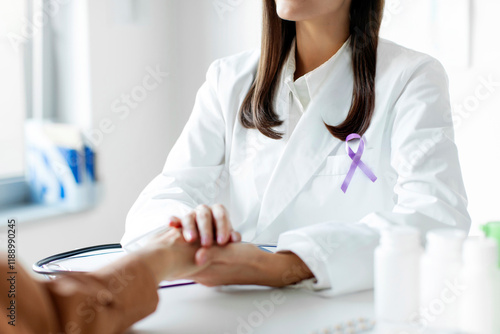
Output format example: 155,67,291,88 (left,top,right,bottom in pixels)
0,1,30,210
0,0,93,218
